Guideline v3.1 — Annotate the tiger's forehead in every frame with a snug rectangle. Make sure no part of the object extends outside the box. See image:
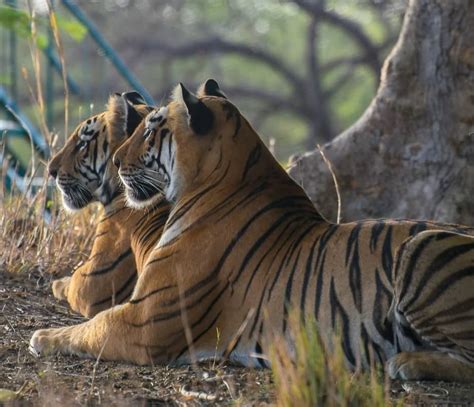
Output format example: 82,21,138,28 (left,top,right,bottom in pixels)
78,114,106,141
145,107,168,129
